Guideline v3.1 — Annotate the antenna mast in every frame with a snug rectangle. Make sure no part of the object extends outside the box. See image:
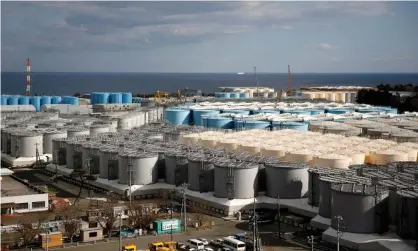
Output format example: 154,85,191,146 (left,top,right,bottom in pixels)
26,59,31,96
287,64,292,95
